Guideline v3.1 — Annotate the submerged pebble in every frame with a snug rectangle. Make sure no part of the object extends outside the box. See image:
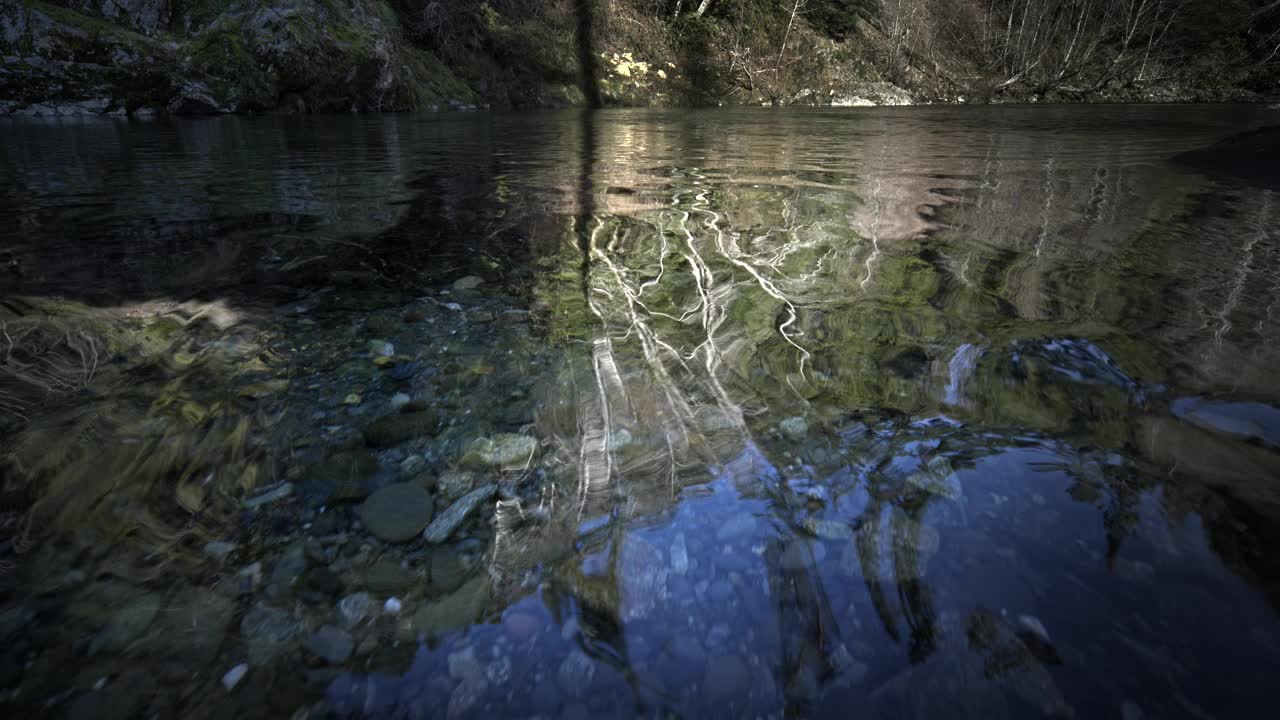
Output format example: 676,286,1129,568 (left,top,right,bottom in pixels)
337,593,372,629
359,483,435,542
221,664,248,691
780,416,809,439
306,625,354,664
243,482,294,509
423,484,497,543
